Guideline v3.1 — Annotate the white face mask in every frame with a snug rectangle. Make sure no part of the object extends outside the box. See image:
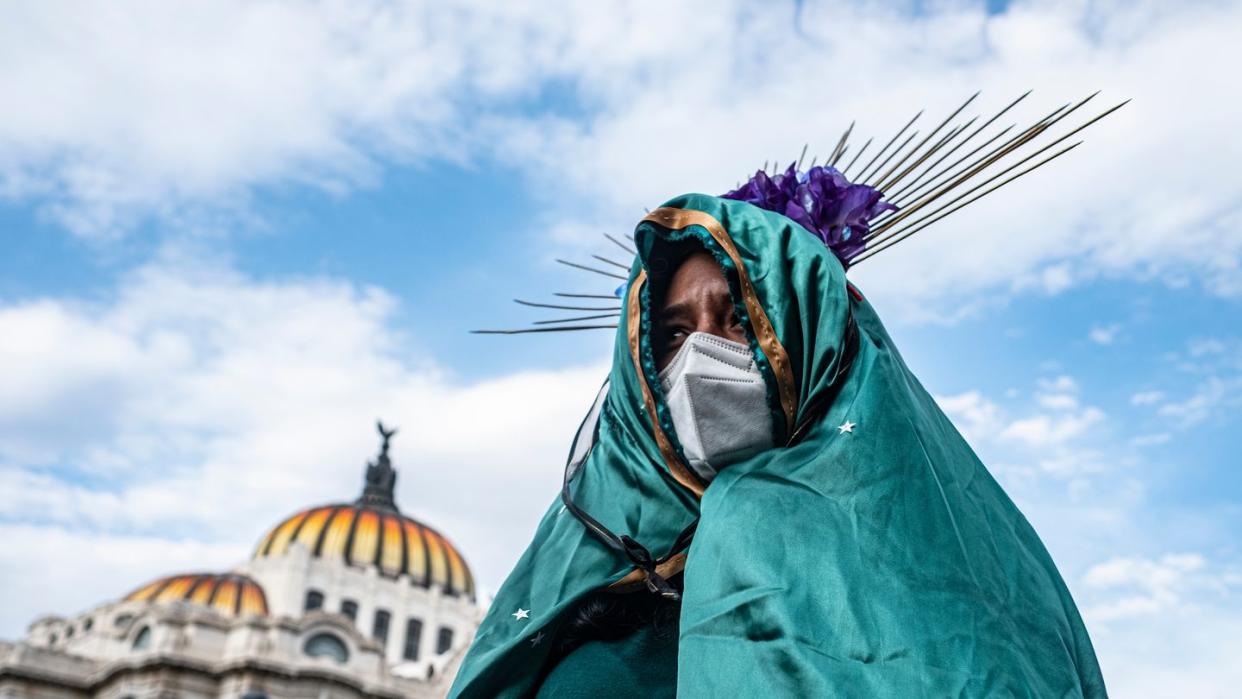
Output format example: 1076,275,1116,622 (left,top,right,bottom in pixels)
658,332,775,481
